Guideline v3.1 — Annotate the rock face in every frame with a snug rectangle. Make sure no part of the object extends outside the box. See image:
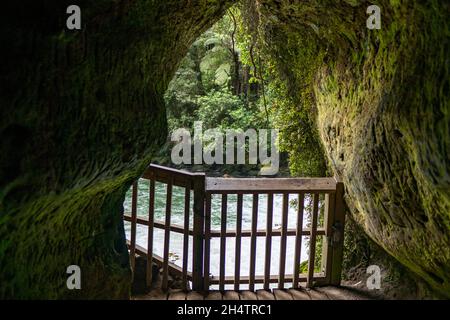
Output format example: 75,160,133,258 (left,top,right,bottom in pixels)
0,0,448,299
257,0,449,297
0,1,232,299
